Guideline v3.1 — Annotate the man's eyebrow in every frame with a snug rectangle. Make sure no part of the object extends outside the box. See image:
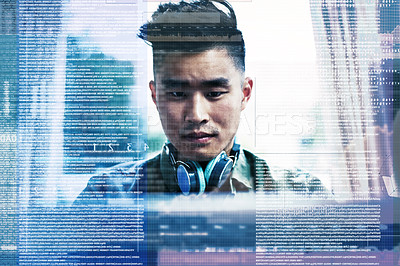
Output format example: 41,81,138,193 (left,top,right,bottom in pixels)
161,79,190,88
160,78,230,89
200,78,230,88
